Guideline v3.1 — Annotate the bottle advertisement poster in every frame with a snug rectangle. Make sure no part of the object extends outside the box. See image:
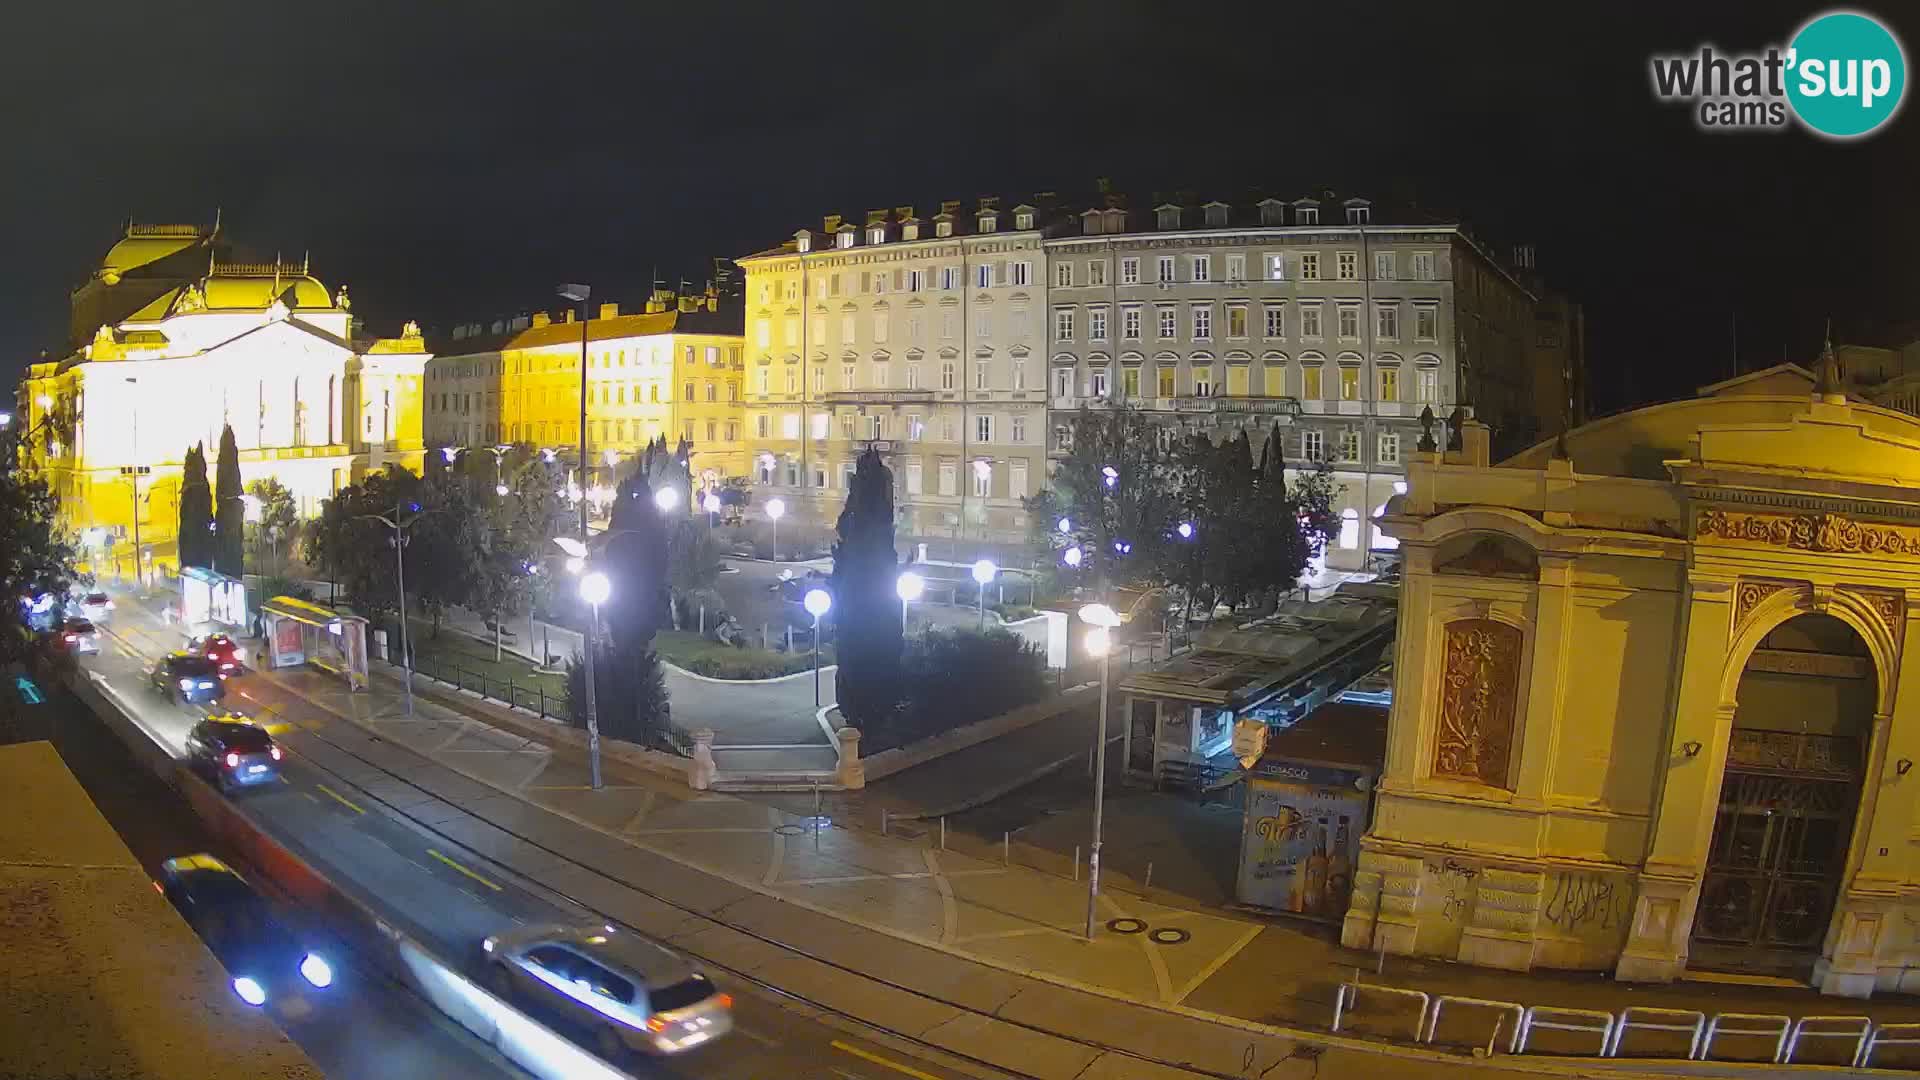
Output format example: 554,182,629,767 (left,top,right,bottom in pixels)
1236,772,1368,921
